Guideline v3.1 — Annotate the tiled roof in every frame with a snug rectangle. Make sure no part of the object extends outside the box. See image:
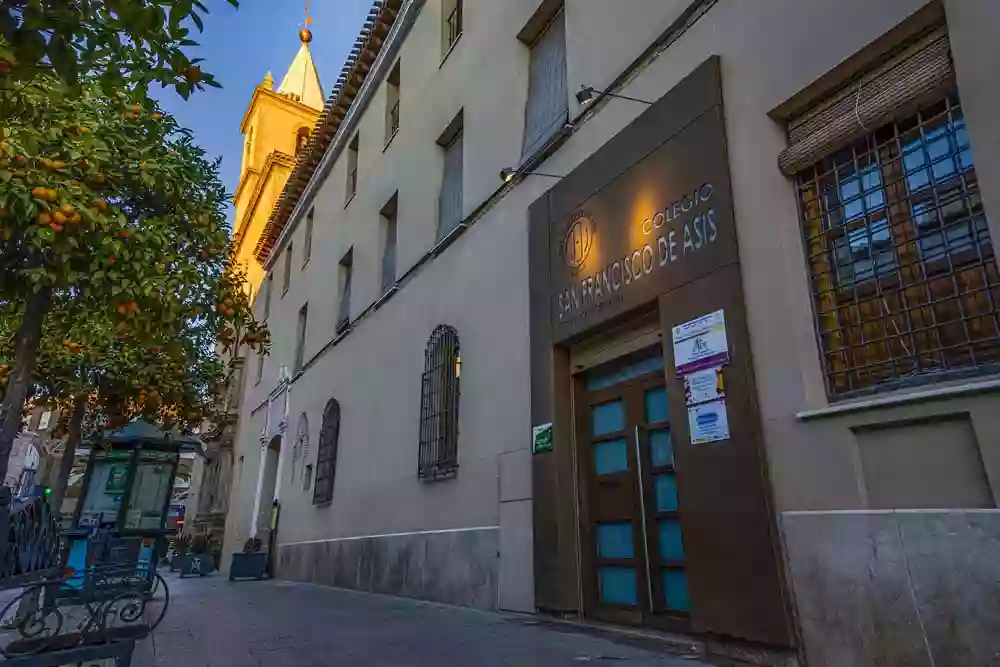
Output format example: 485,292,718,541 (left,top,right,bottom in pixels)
253,0,404,264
